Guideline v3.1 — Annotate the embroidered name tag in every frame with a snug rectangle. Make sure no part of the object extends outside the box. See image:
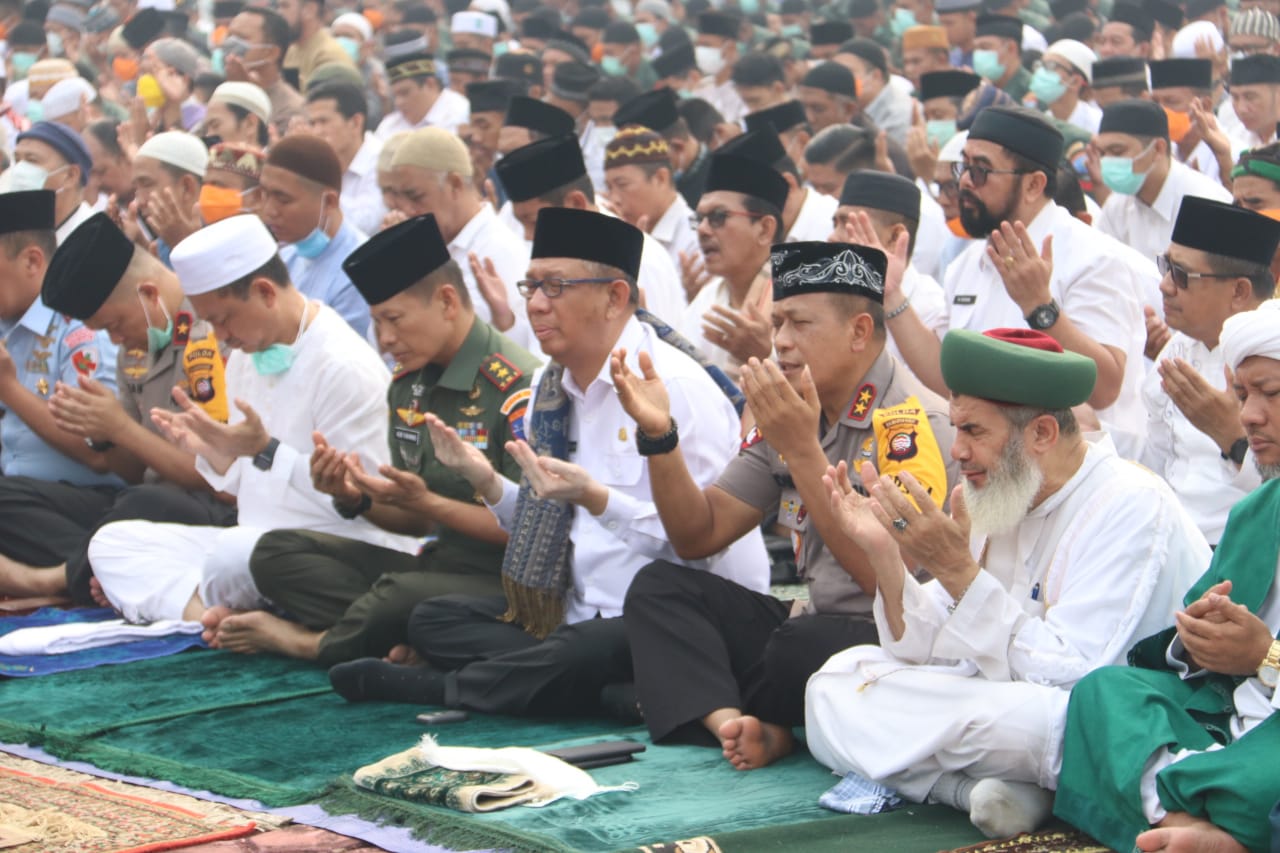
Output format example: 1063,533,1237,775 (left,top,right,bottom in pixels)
394,427,421,445
953,294,976,305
